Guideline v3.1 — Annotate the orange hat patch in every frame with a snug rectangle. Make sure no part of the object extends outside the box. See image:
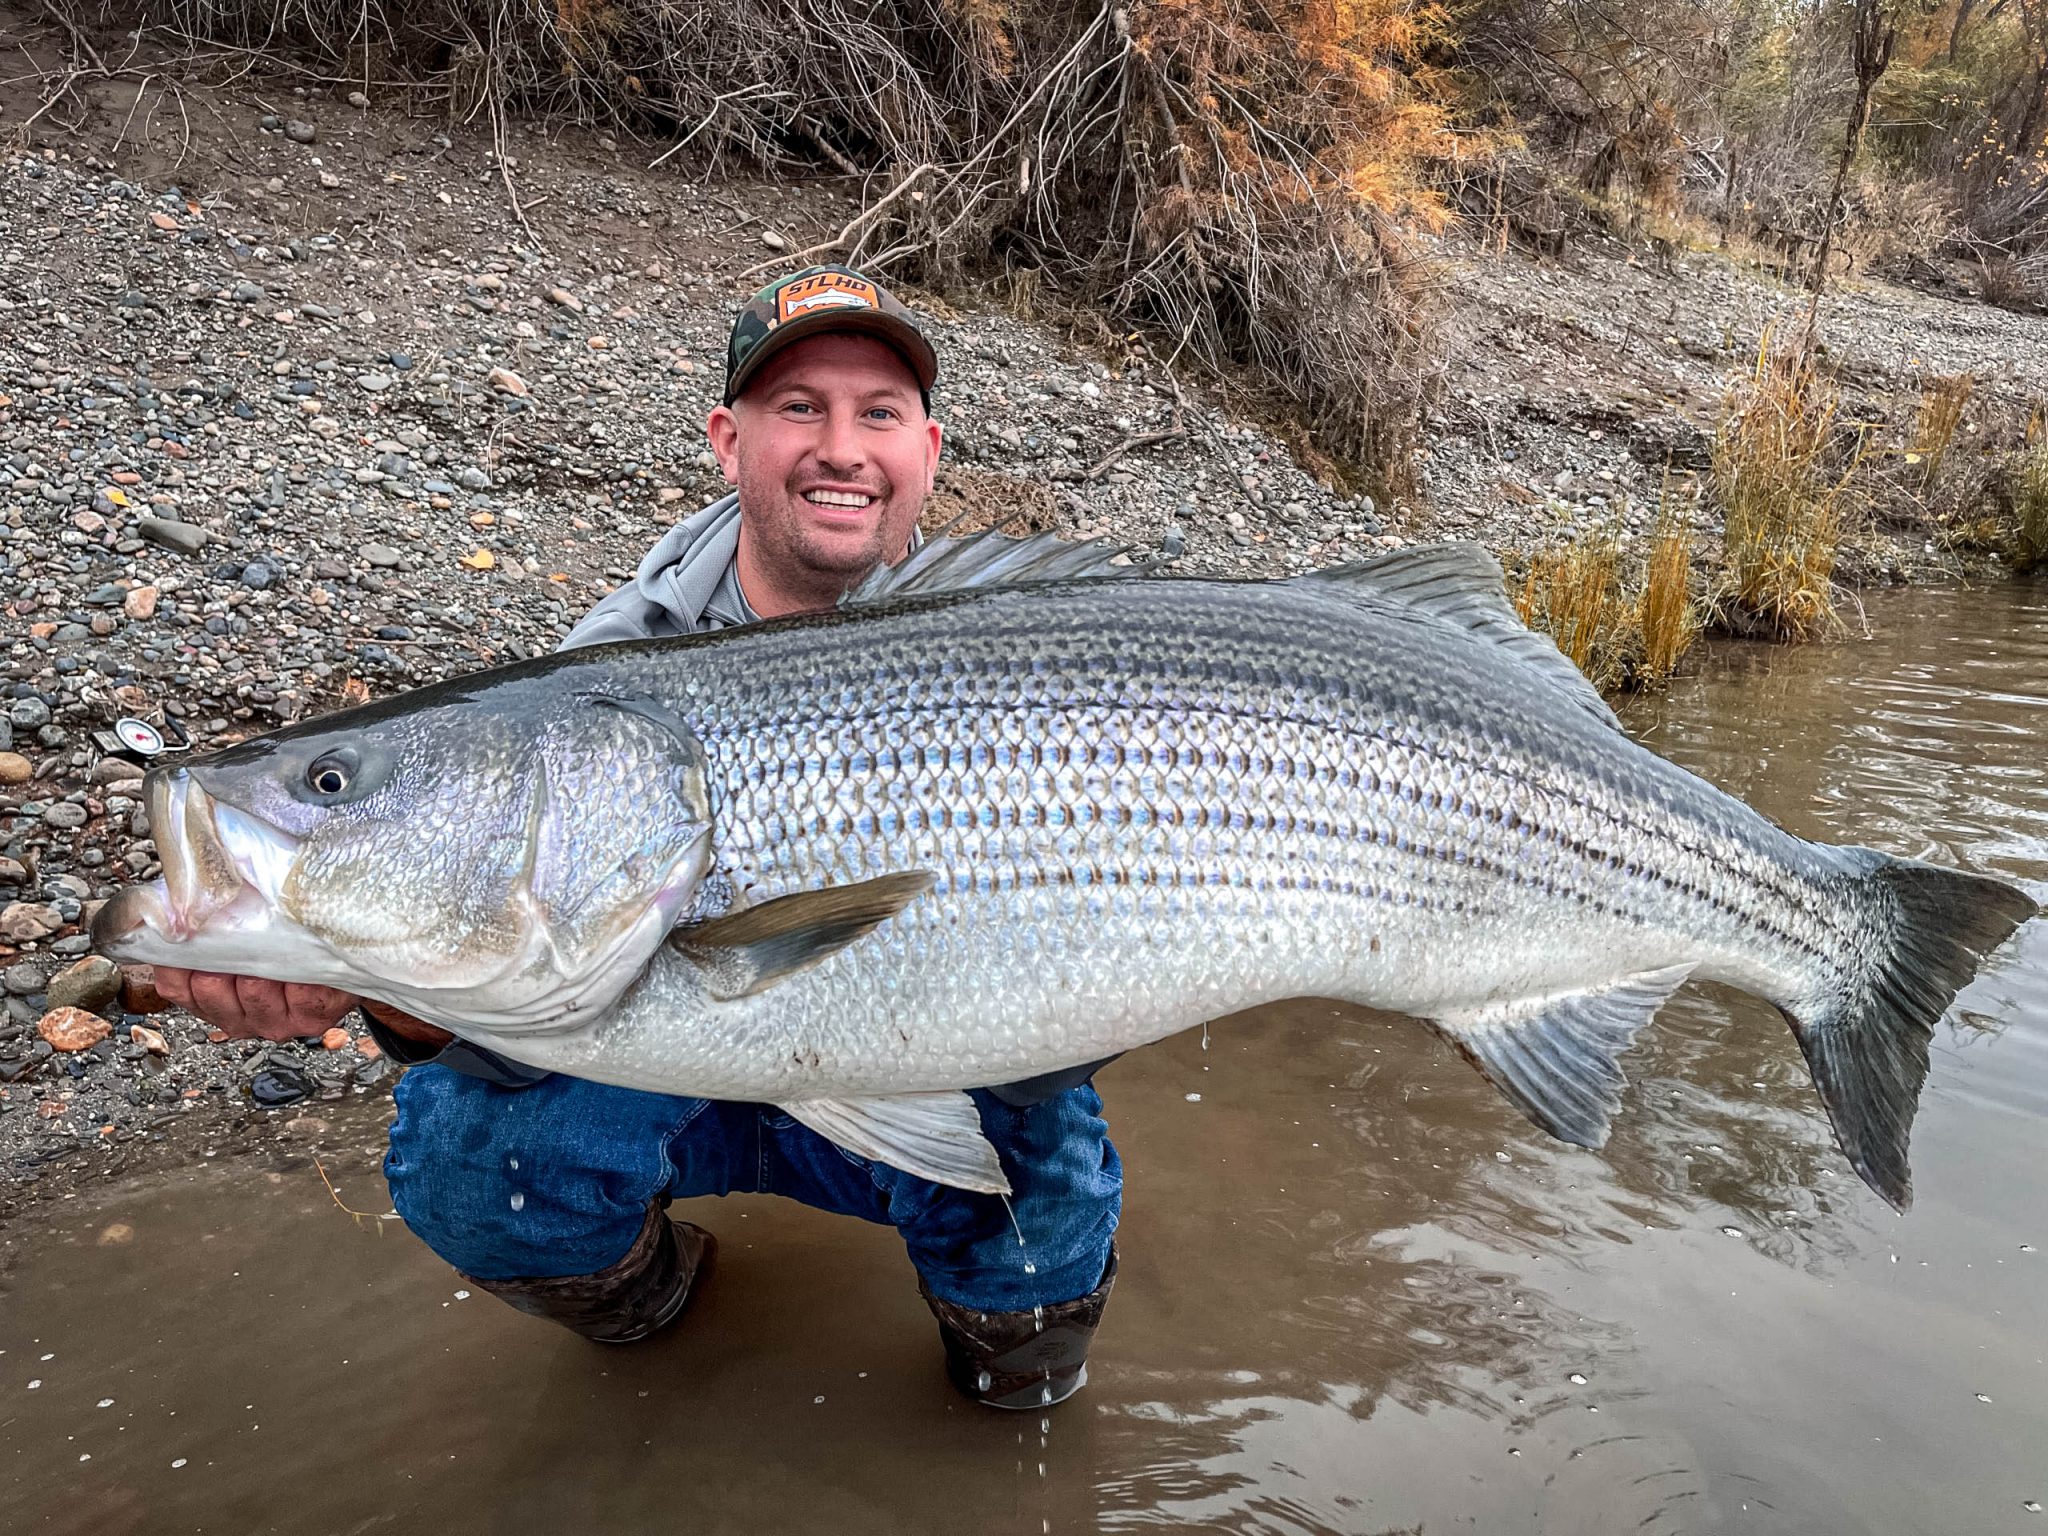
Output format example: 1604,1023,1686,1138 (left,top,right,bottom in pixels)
775,271,878,323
